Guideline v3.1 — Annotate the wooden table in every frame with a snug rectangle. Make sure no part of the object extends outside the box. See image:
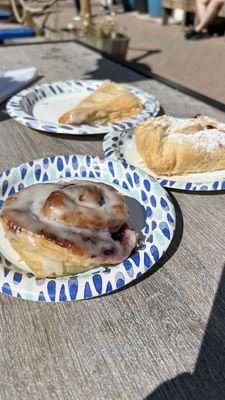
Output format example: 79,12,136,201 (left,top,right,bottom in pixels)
1,42,225,400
